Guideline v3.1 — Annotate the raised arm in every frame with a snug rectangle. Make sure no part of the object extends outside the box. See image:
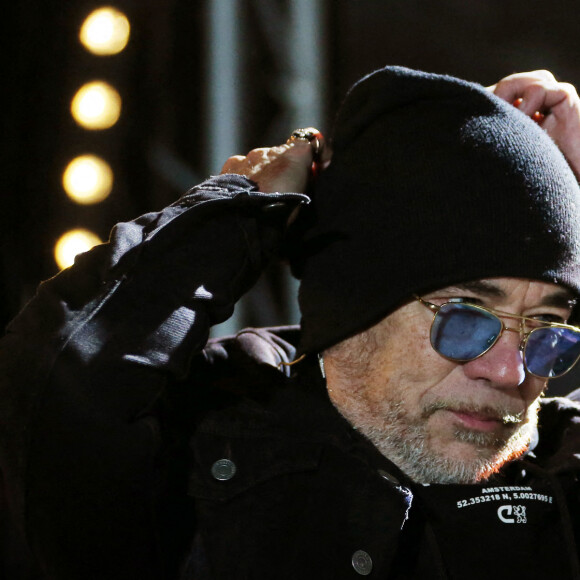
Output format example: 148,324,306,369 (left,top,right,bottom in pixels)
0,134,320,579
